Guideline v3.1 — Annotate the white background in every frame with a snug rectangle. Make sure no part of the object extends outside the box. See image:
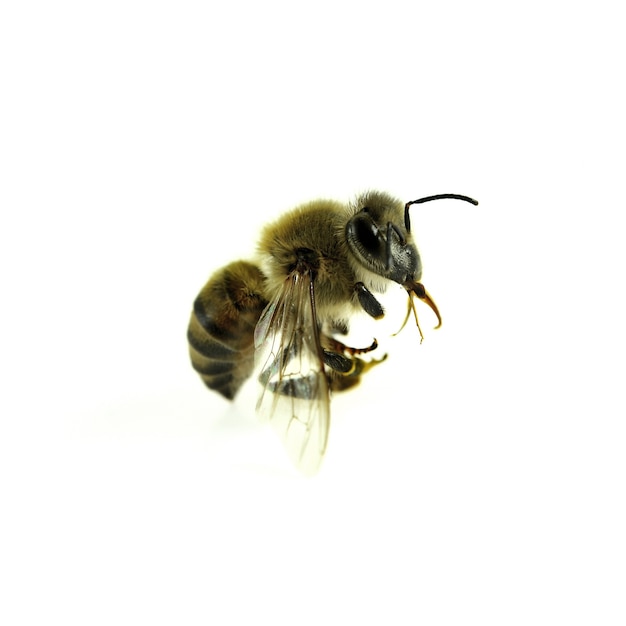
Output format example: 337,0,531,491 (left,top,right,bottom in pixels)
1,1,625,624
